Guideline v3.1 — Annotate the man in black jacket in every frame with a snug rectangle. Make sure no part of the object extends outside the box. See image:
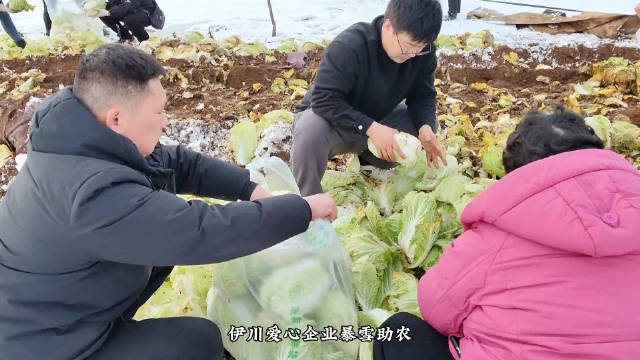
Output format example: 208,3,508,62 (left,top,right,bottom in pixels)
0,44,337,360
291,0,447,196
100,0,158,42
